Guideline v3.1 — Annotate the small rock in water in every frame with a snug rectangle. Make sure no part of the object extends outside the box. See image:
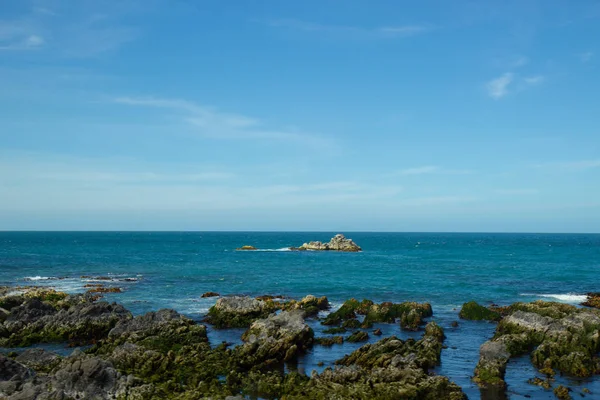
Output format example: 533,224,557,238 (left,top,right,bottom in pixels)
451,321,459,327
201,291,220,298
372,328,382,335
236,245,257,251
